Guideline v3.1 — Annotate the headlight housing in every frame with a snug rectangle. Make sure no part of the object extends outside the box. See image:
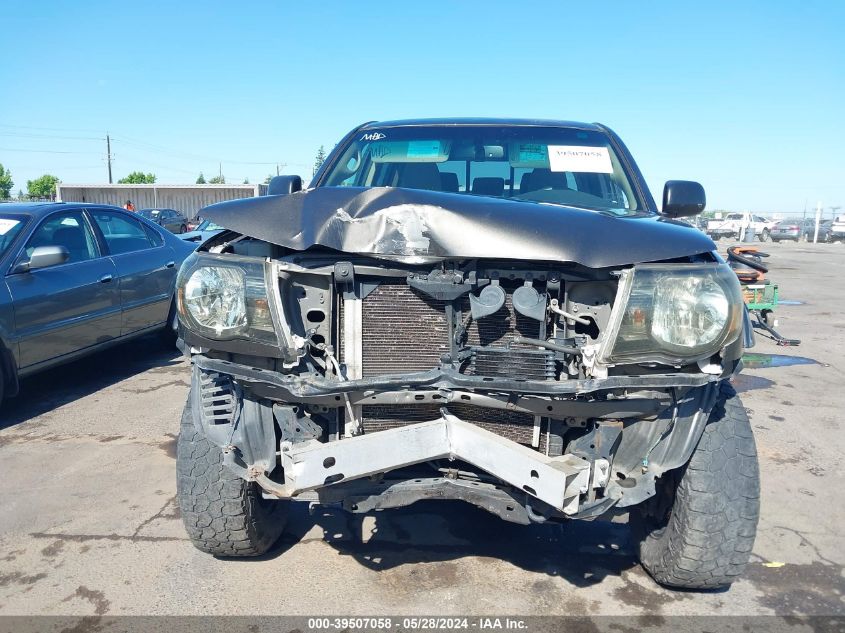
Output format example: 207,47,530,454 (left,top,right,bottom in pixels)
598,263,743,366
176,253,279,345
